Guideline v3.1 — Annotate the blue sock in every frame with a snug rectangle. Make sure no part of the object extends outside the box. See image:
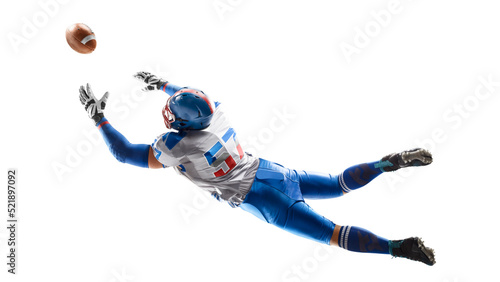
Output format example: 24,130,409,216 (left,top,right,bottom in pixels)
338,161,383,194
337,226,390,254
